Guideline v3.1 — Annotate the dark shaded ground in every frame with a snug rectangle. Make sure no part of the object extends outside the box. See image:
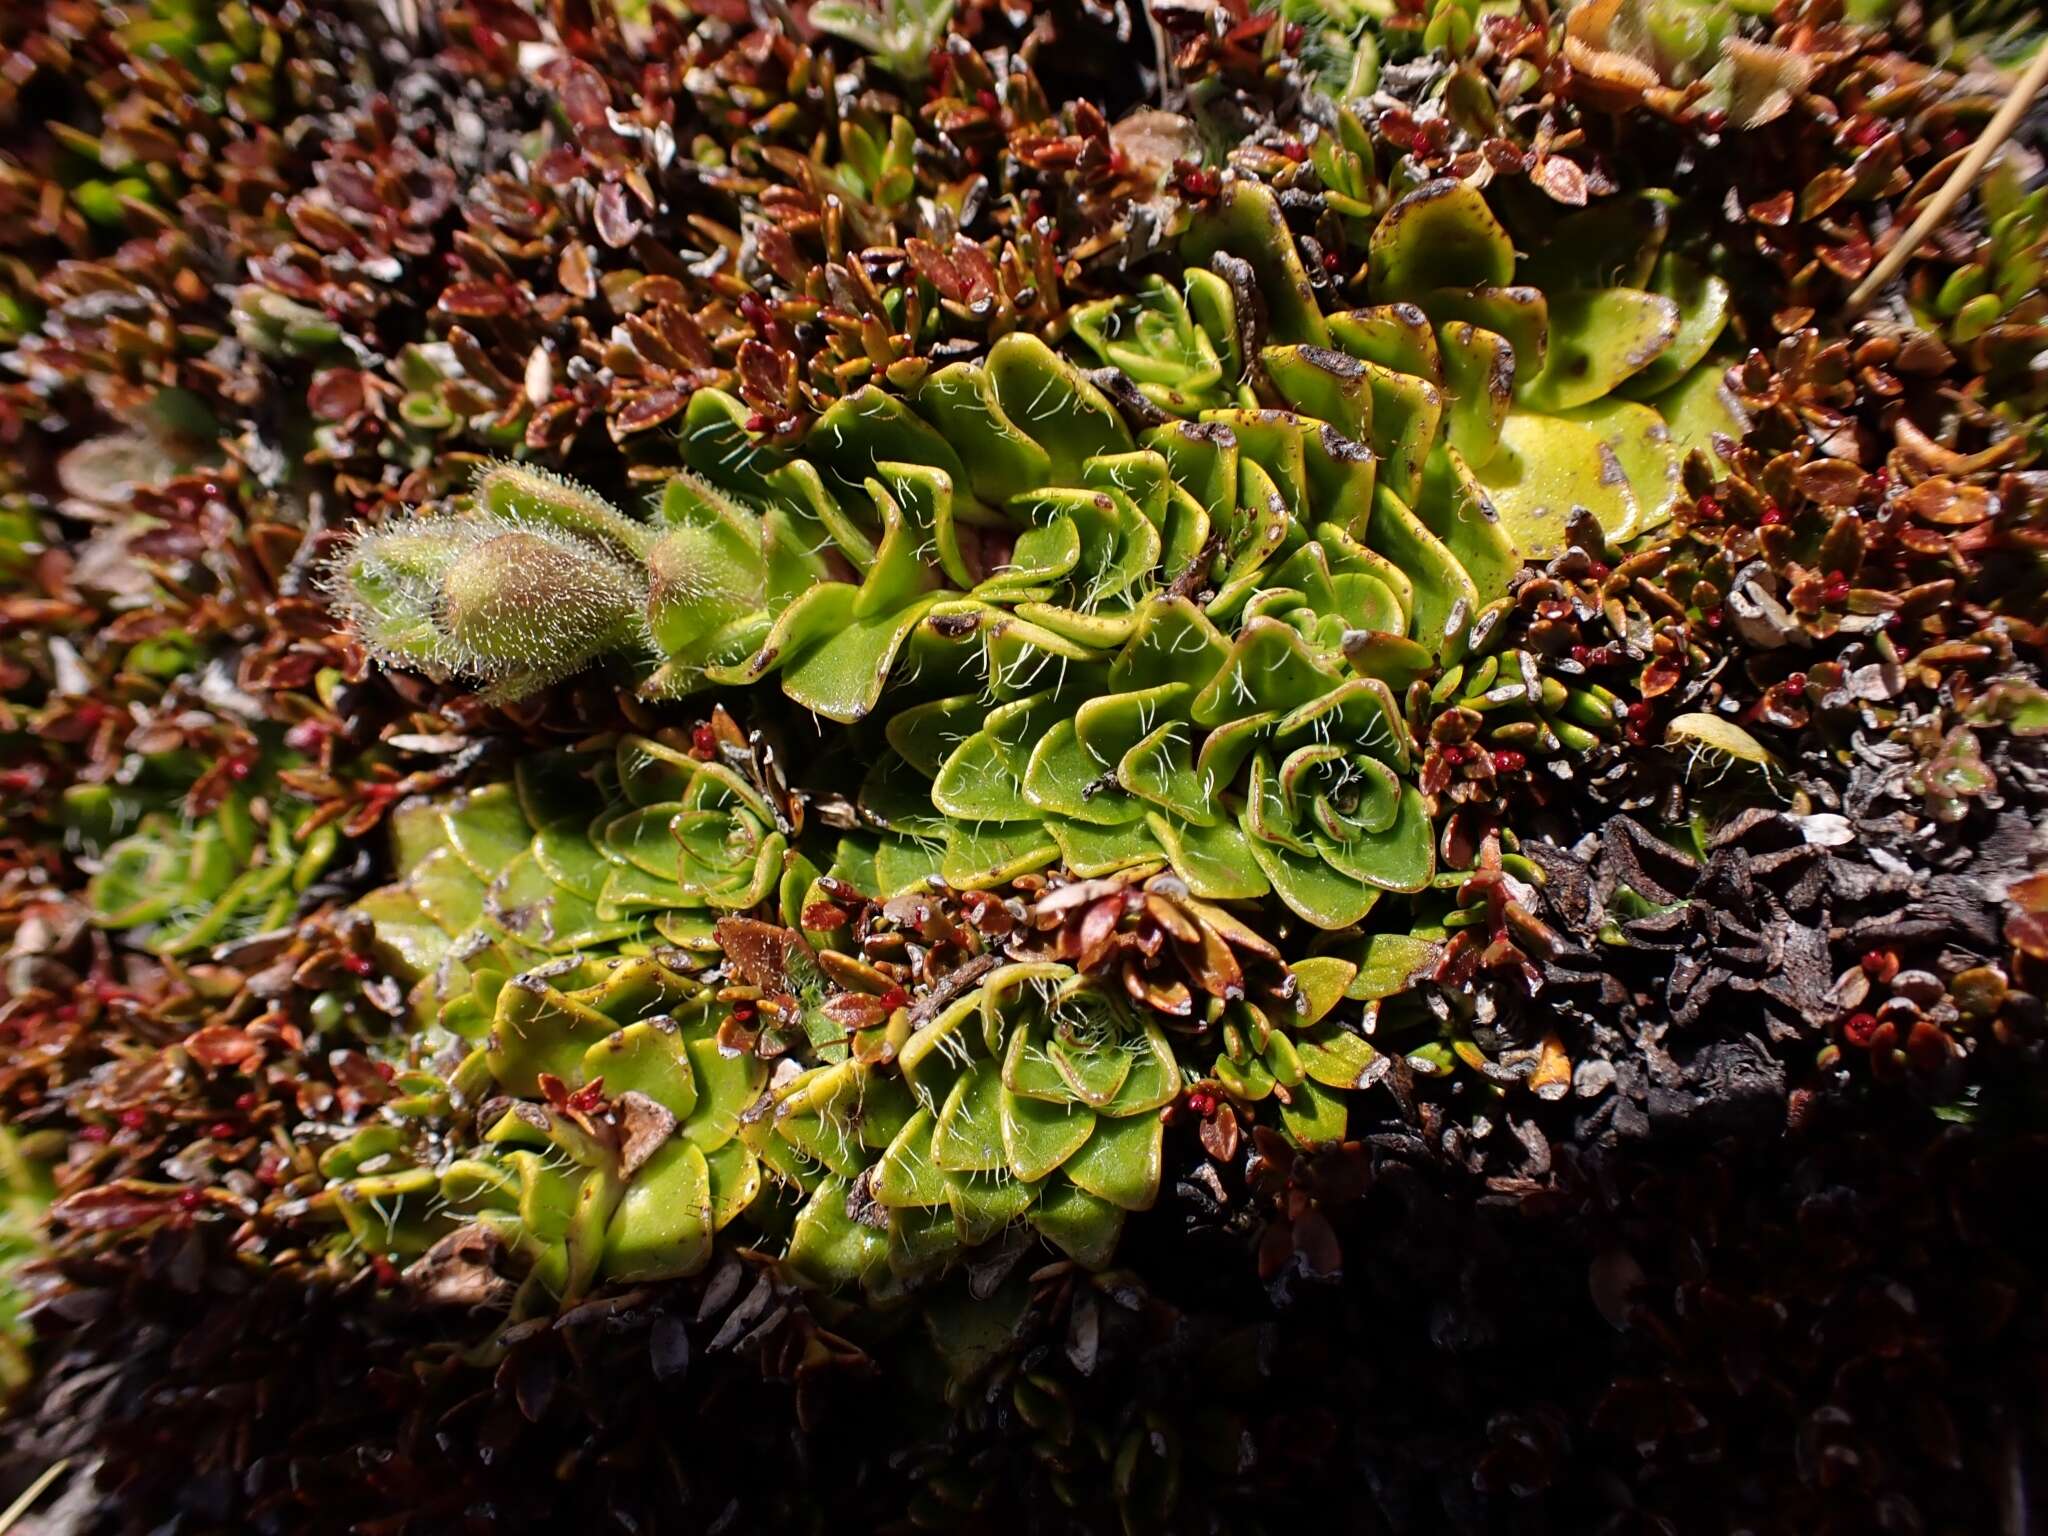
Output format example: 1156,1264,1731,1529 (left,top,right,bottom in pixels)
4,1095,2041,1536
